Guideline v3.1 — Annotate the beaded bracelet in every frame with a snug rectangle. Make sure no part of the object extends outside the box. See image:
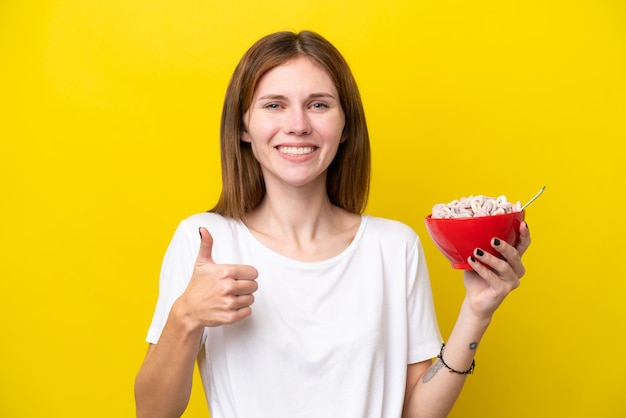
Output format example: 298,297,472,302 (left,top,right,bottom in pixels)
438,343,476,375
